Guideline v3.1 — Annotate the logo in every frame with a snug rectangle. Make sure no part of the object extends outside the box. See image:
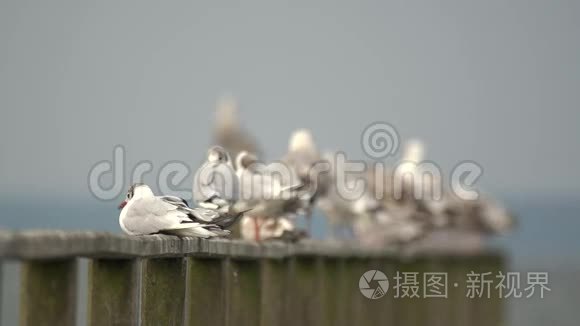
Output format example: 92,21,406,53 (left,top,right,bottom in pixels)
359,270,389,299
